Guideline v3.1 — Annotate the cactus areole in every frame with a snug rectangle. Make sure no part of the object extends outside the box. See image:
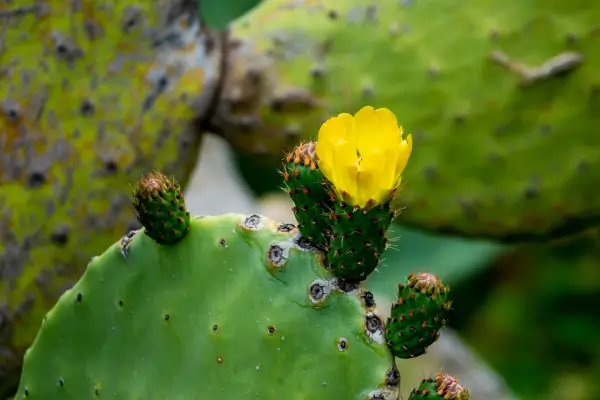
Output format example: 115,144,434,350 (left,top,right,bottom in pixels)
16,108,467,399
